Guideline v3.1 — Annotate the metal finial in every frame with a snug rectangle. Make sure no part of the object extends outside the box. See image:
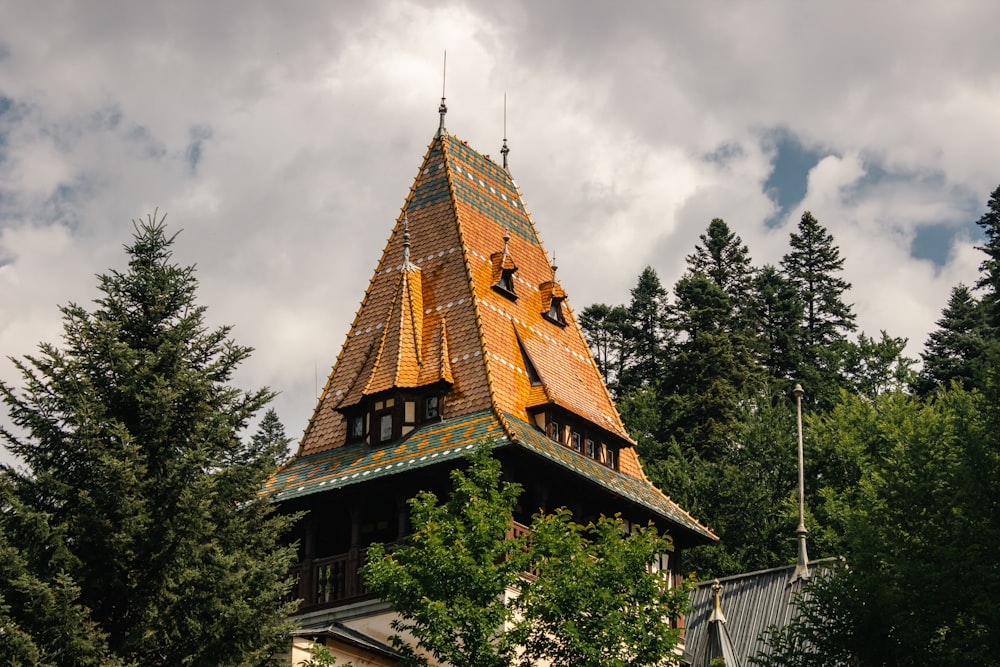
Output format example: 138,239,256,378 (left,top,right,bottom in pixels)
790,382,810,583
502,229,511,256
551,252,558,276
501,92,510,169
709,579,727,623
437,51,448,137
402,214,417,270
